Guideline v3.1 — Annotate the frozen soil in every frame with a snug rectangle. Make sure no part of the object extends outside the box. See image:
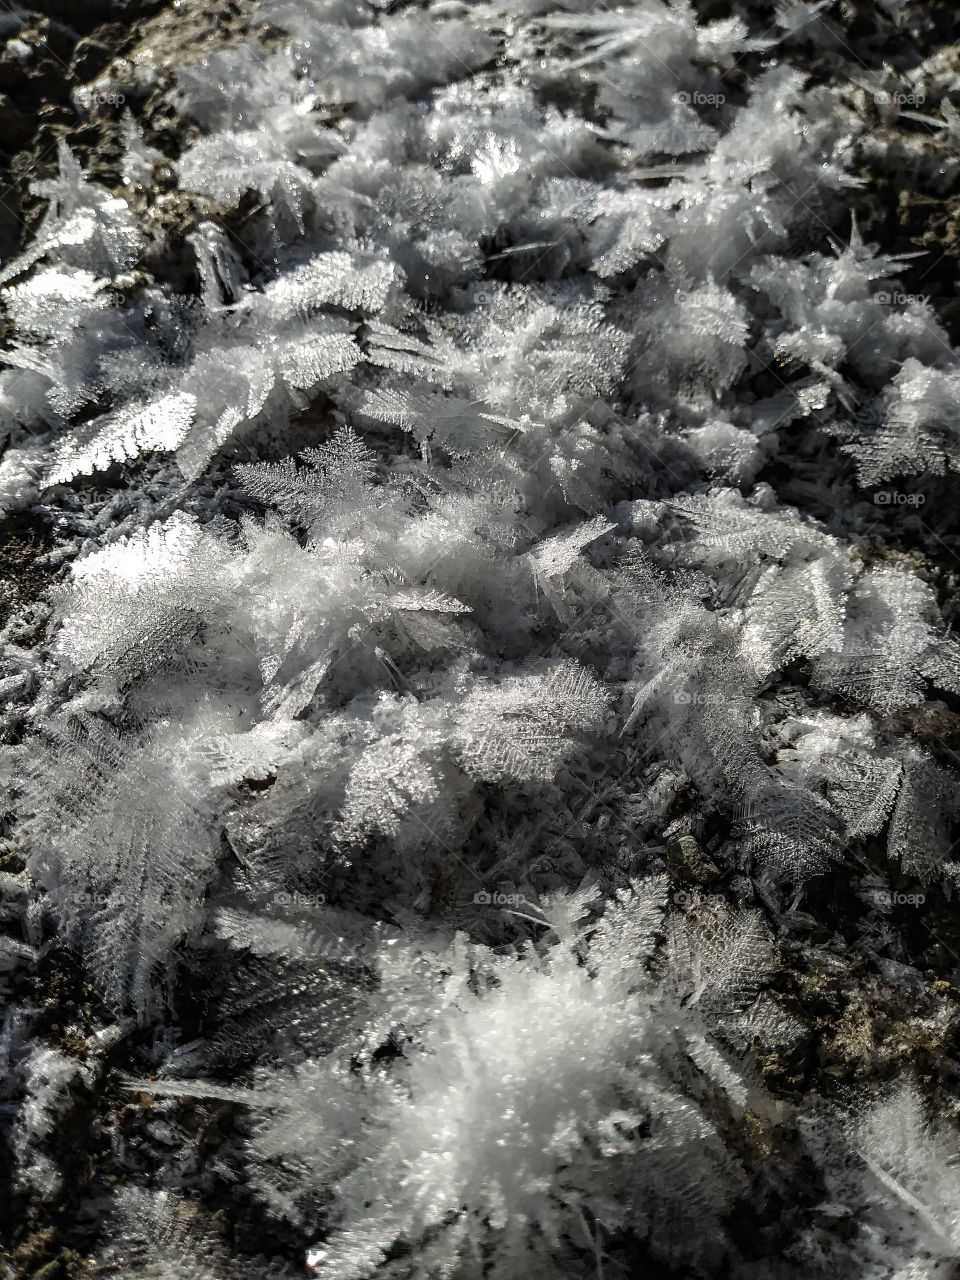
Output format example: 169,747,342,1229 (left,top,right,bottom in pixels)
1,1,960,1277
